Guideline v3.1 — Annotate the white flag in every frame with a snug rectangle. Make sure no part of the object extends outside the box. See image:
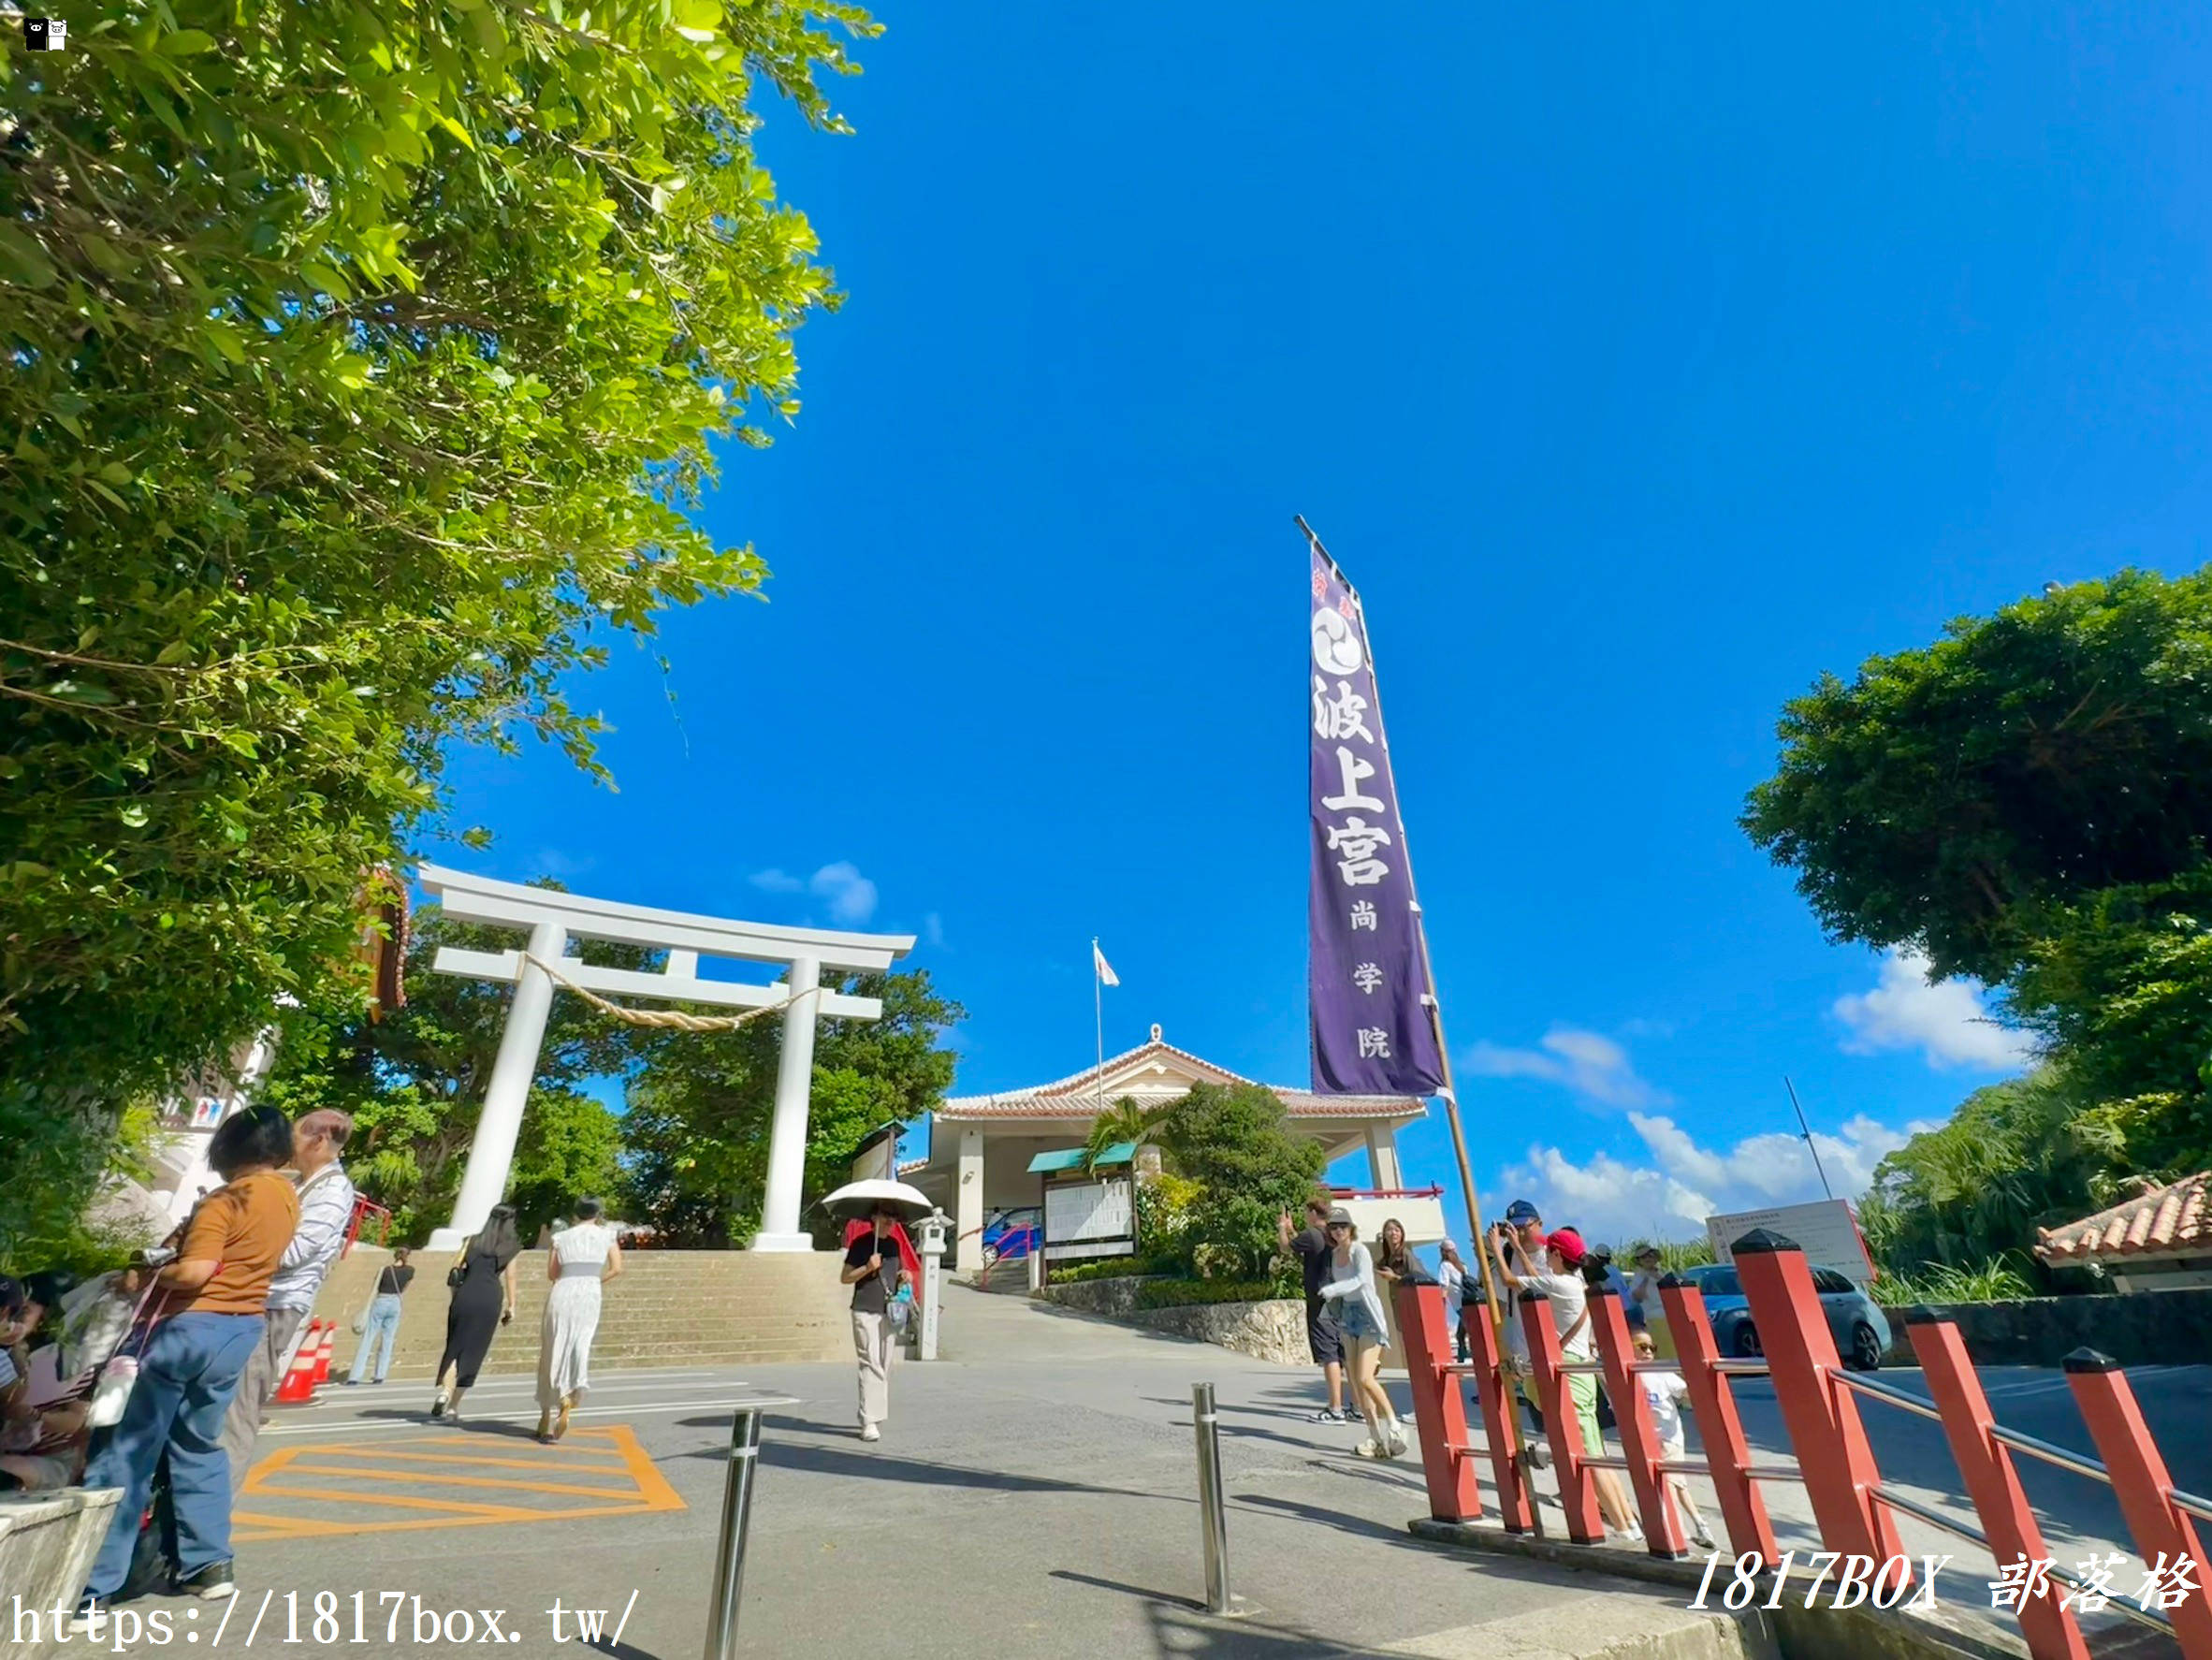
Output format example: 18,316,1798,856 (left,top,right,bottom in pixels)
1092,940,1120,987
